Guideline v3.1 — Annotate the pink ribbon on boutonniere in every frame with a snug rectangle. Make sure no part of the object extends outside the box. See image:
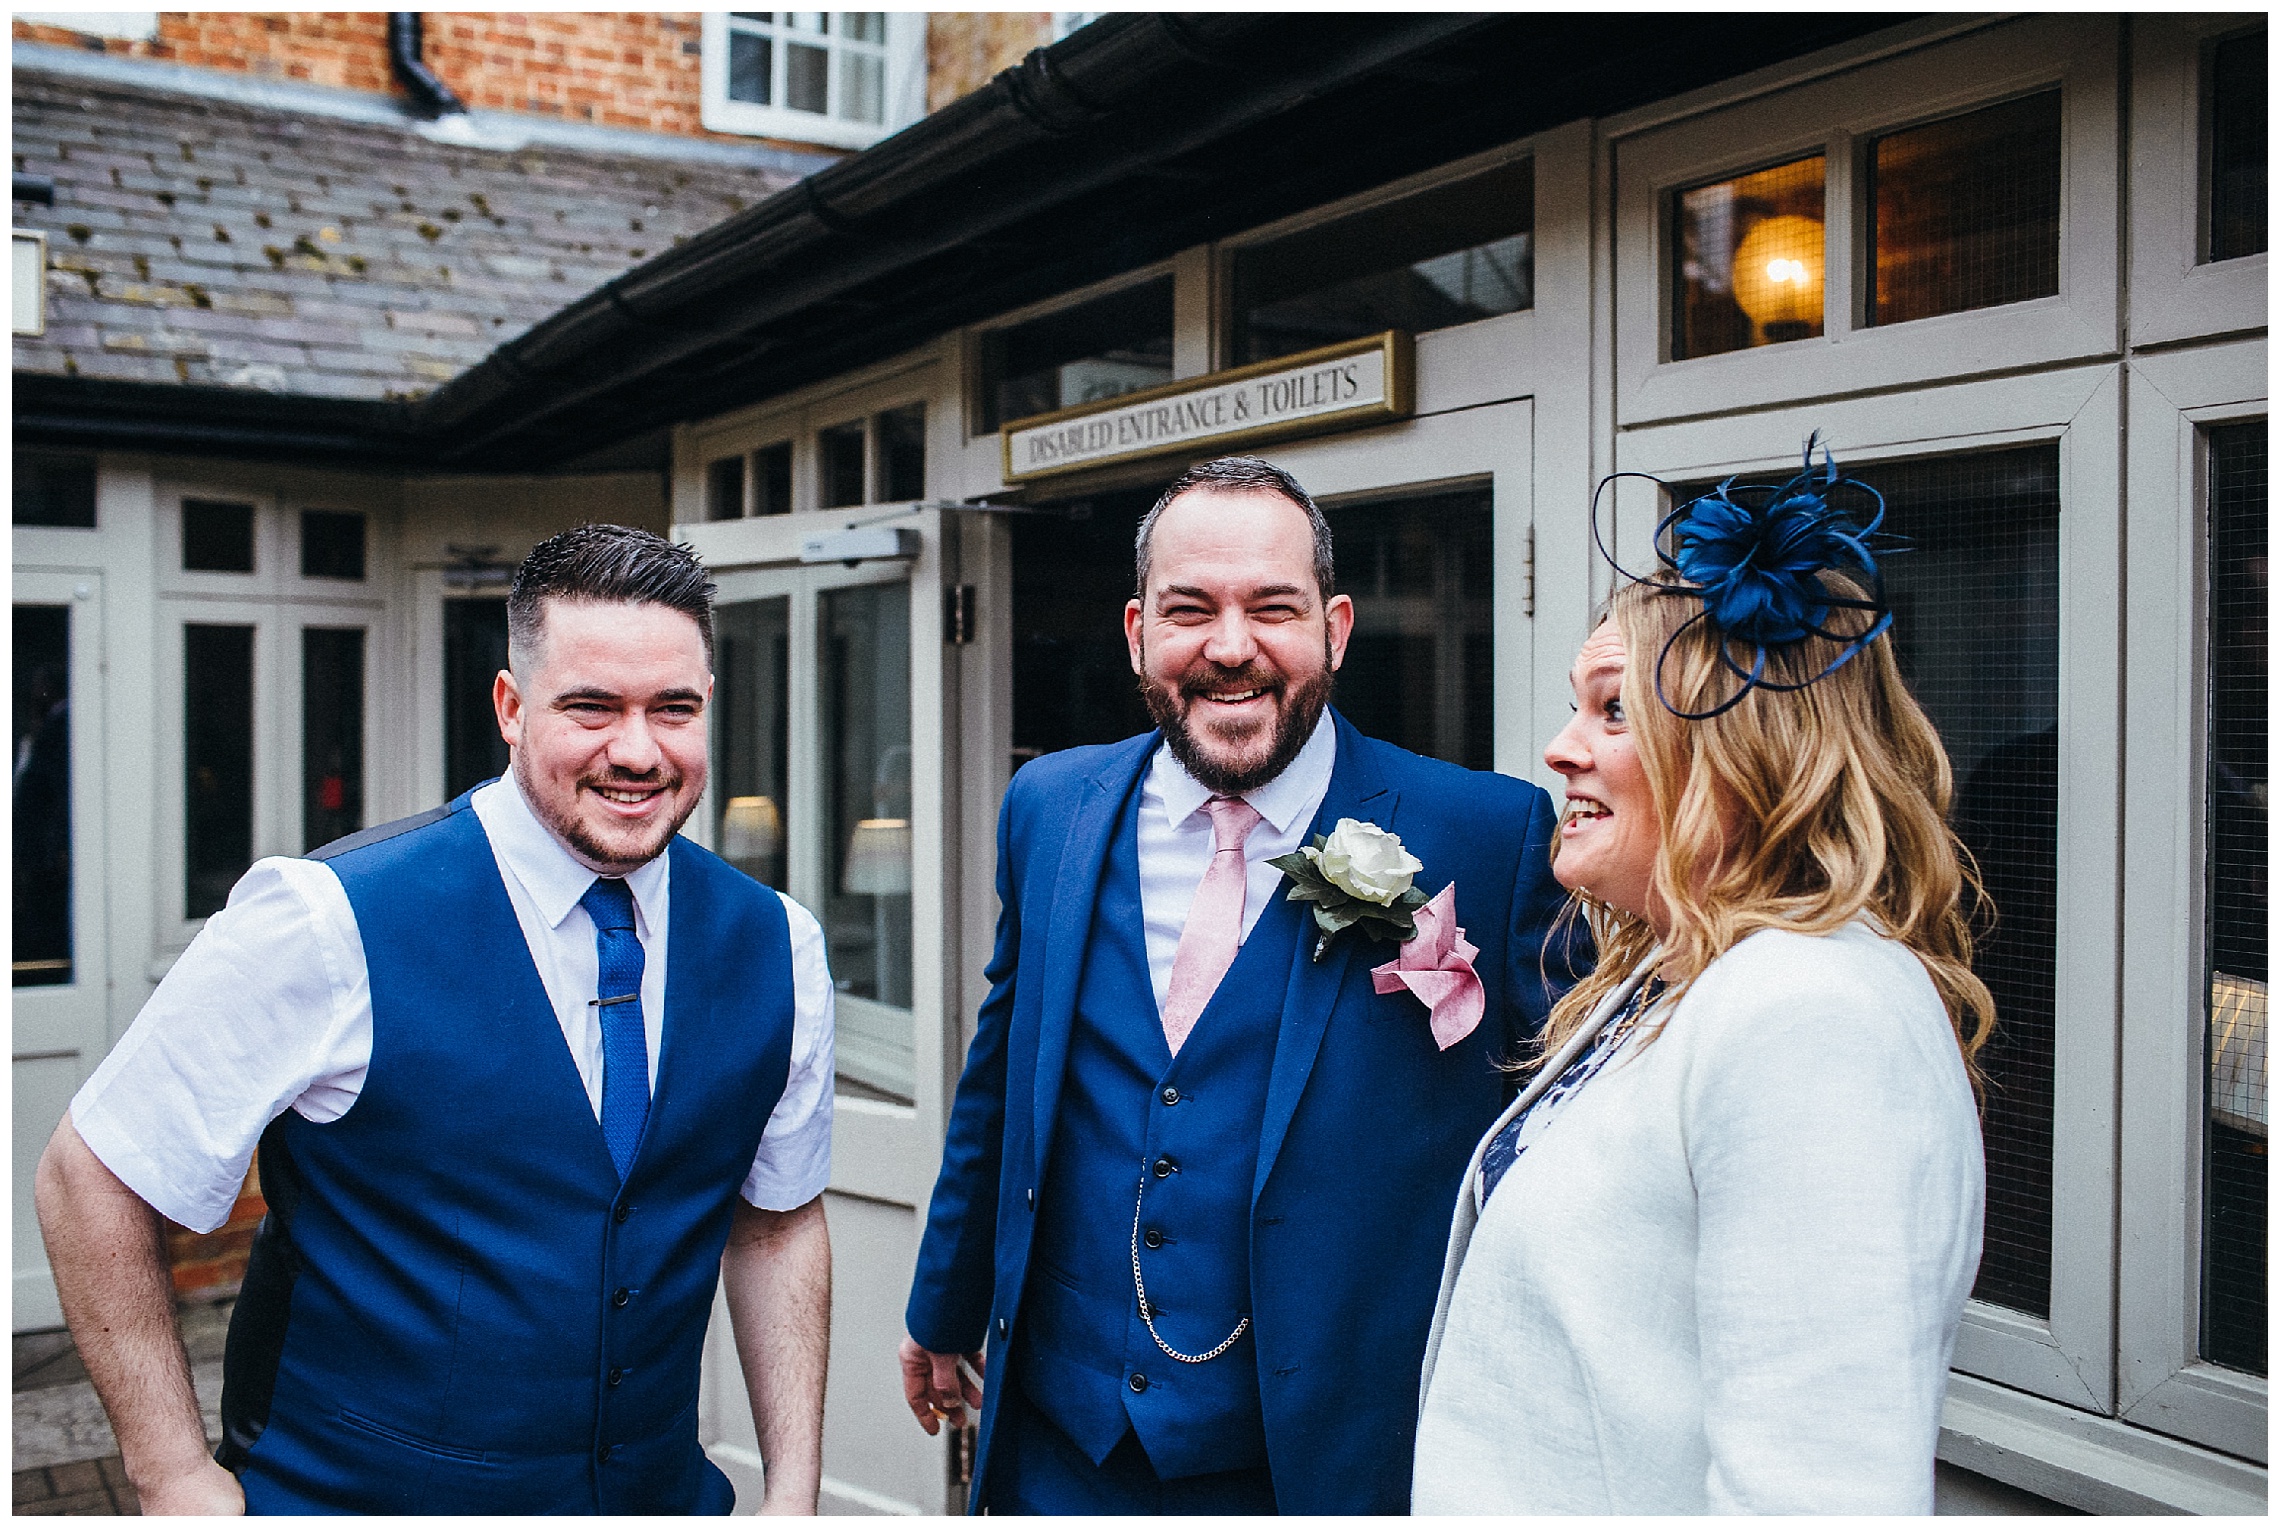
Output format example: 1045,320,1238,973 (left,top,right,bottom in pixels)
1370,883,1483,1051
